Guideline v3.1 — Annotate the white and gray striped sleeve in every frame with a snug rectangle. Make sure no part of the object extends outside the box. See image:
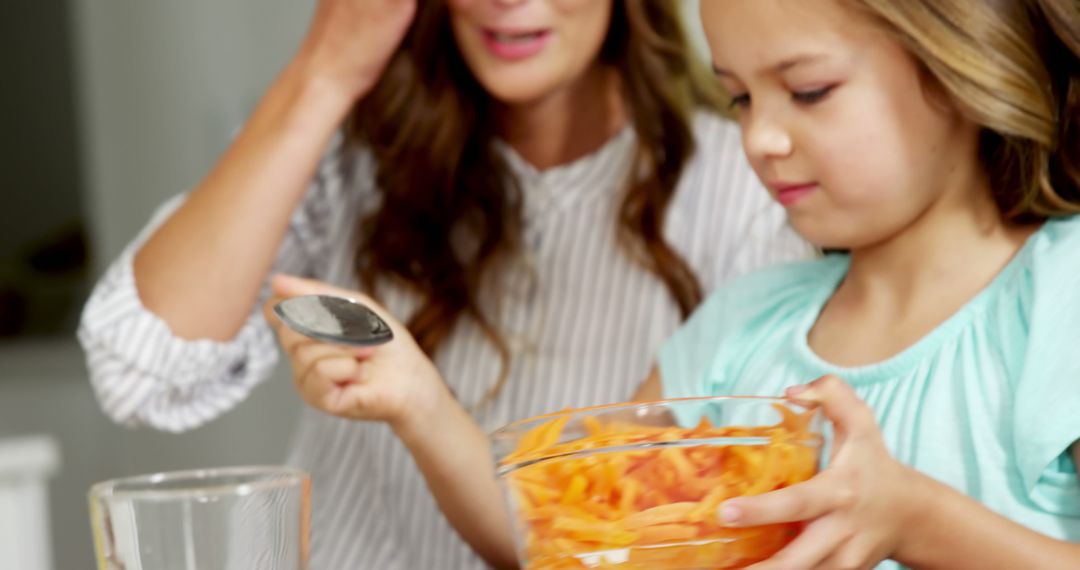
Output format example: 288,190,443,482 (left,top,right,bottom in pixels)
77,135,358,433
